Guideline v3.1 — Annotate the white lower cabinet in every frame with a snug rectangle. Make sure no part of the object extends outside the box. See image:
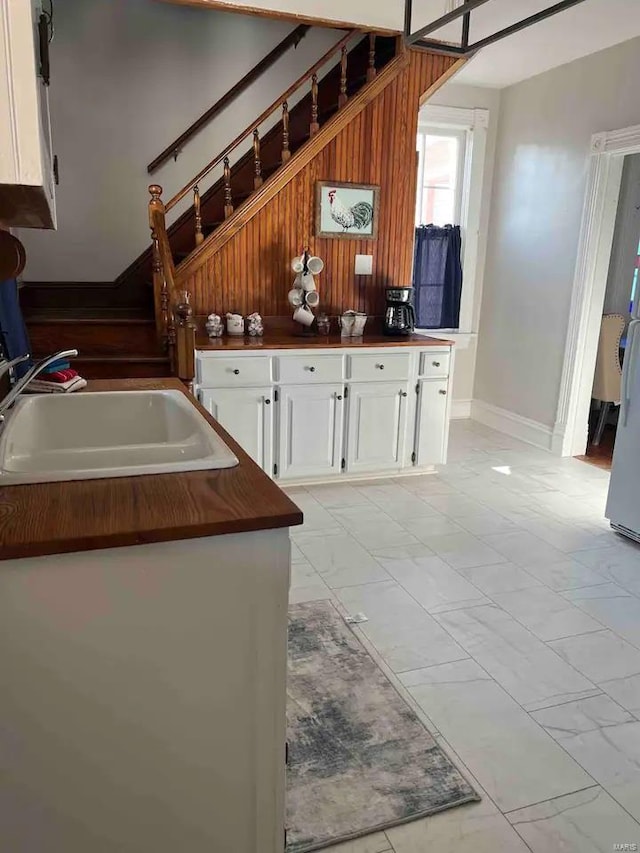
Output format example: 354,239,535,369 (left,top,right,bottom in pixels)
415,379,449,465
346,382,409,474
200,387,274,473
196,344,453,483
277,384,344,480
